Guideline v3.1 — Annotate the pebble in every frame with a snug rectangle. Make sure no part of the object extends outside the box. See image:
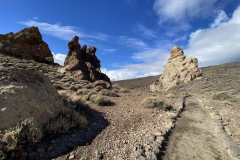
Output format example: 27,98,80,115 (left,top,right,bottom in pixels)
69,155,75,160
